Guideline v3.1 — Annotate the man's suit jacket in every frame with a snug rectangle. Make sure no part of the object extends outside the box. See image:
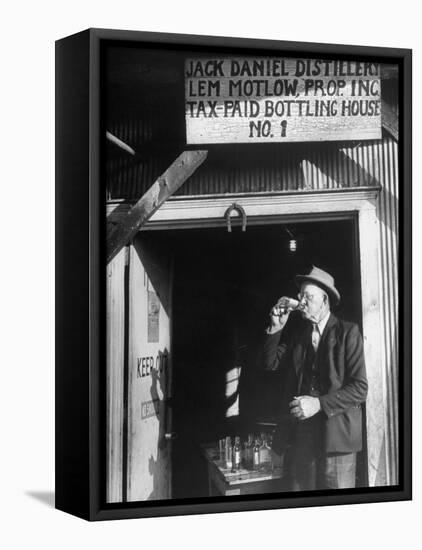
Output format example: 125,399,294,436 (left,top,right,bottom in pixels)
263,313,368,454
